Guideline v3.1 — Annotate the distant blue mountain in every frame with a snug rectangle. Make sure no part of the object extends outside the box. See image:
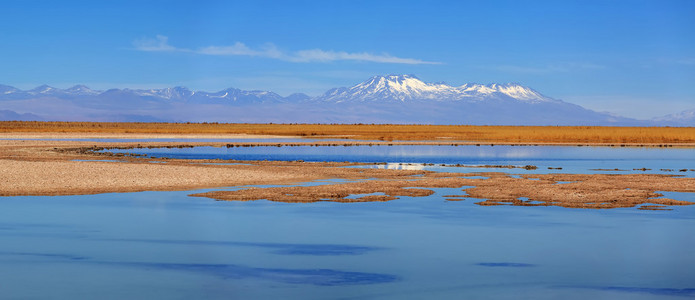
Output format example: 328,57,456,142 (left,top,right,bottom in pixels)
0,110,44,121
0,75,686,125
653,108,695,126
